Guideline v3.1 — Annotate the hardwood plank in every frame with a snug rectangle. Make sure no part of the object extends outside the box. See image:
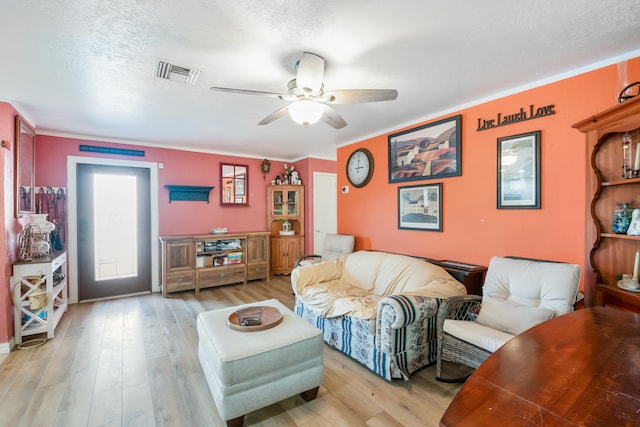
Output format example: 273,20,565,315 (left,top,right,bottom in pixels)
122,306,156,426
0,347,32,399
20,382,66,427
152,297,201,379
55,302,102,427
0,356,49,425
365,412,405,427
87,300,124,427
146,354,191,427
122,381,156,427
176,372,221,426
